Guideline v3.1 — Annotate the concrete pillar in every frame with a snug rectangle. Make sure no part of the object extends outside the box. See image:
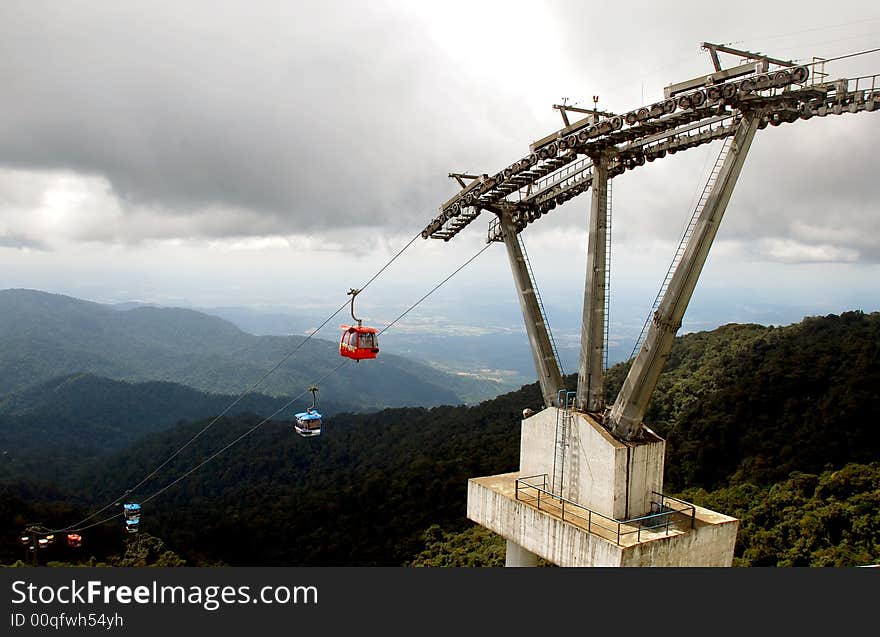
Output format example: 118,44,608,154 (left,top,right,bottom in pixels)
610,114,759,440
505,539,539,567
576,155,609,413
519,408,664,520
500,212,565,408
